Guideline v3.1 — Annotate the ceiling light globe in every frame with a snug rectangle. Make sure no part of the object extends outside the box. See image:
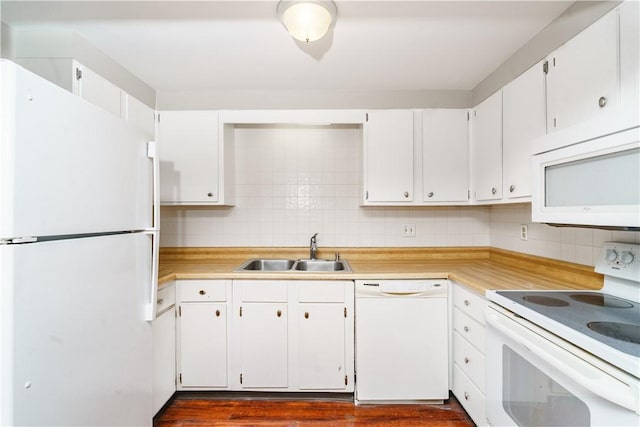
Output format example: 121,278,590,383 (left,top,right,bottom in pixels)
278,1,336,43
